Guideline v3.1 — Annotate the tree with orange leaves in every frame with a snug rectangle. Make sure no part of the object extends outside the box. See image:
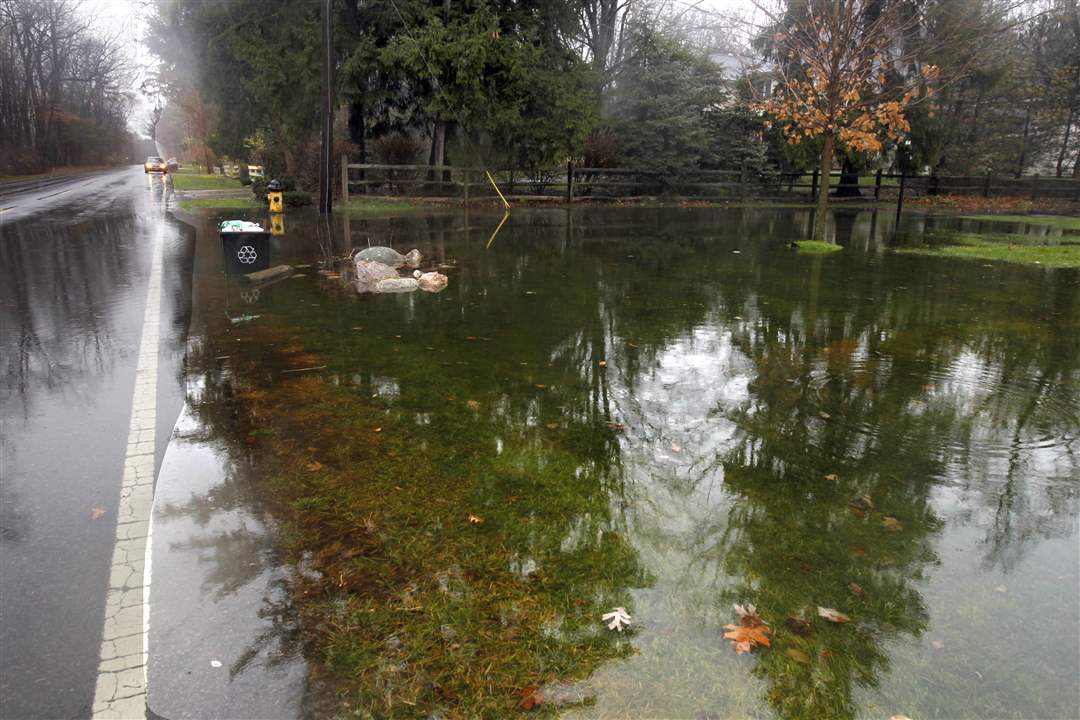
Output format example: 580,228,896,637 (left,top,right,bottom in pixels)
751,0,938,242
